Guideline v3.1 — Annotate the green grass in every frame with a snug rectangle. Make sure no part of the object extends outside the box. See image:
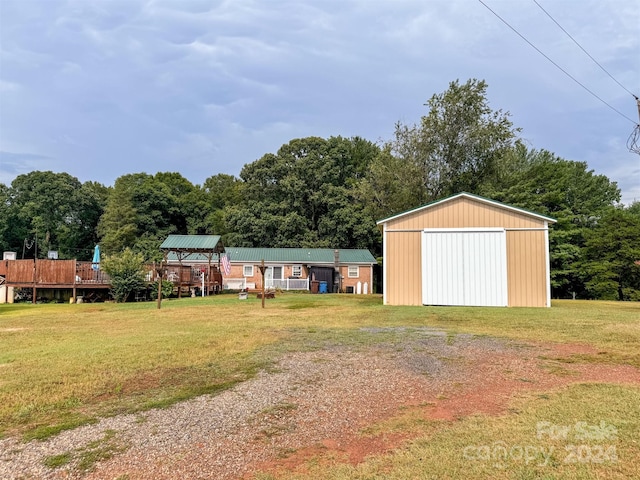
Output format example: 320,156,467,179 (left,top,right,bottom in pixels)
265,383,640,480
1,294,638,447
43,452,72,469
42,429,128,472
